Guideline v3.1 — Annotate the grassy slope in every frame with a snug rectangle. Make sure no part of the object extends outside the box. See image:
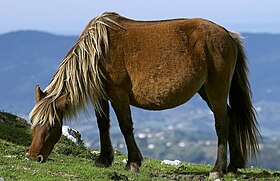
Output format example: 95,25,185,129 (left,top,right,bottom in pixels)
0,111,279,181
